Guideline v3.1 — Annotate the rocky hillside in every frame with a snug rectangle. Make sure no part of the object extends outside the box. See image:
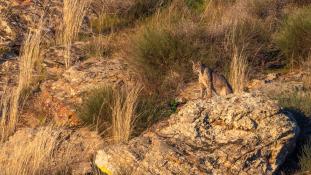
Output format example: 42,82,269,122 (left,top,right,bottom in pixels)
0,0,310,174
